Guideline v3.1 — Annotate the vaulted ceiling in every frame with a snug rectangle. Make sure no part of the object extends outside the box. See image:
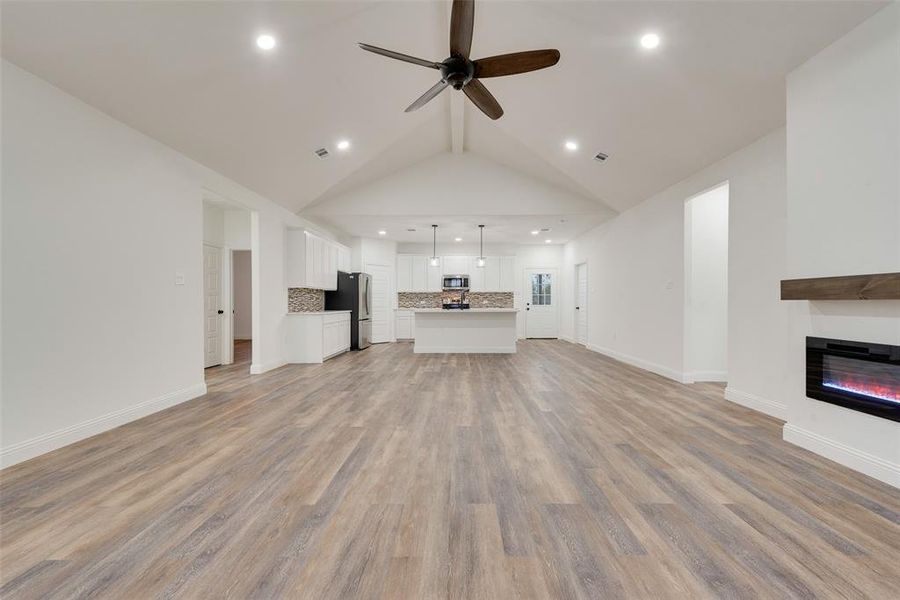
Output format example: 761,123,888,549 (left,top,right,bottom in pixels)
2,0,887,243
